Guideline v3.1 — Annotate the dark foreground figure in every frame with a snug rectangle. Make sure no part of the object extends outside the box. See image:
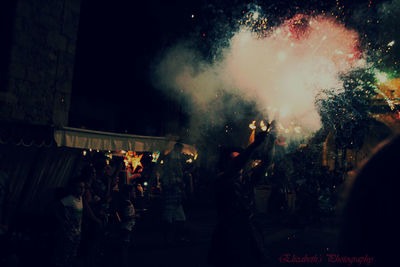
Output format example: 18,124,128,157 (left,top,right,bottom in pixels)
338,134,400,267
208,130,270,267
